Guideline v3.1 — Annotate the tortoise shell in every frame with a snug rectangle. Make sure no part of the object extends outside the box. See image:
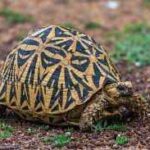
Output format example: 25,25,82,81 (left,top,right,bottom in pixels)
0,25,120,115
